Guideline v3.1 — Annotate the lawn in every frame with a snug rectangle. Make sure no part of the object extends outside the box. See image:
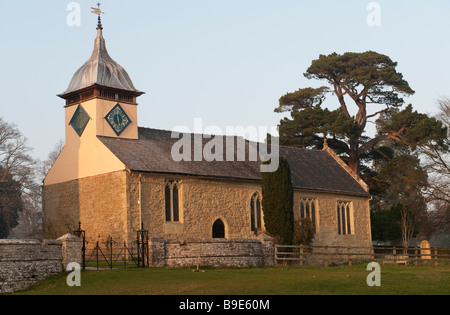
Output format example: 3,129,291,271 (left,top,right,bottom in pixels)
8,264,450,296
